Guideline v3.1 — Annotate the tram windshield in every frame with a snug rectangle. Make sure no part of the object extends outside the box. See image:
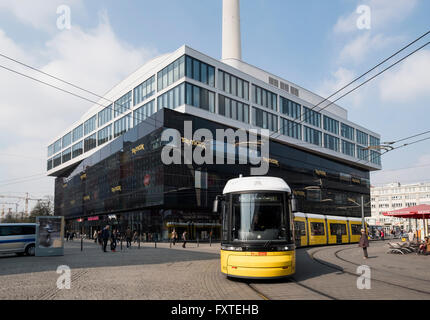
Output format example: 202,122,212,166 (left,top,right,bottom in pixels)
232,192,288,241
